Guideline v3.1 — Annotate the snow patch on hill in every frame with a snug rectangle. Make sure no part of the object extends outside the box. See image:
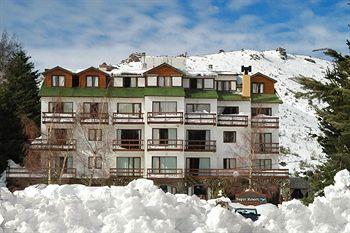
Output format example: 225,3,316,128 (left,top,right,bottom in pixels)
1,169,350,233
